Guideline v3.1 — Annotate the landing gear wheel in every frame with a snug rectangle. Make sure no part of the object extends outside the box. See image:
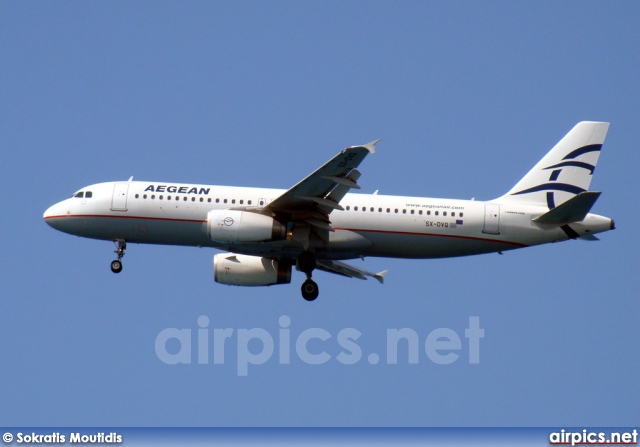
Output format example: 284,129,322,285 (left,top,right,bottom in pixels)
111,239,126,274
301,279,319,301
110,259,123,273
